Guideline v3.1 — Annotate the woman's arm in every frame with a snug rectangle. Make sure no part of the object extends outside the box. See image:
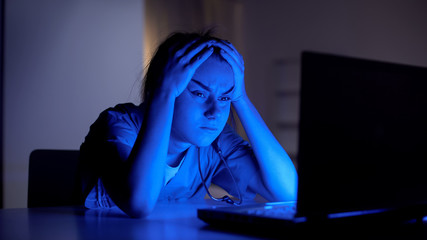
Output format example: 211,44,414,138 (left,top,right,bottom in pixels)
102,40,215,218
218,41,298,202
232,96,298,201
